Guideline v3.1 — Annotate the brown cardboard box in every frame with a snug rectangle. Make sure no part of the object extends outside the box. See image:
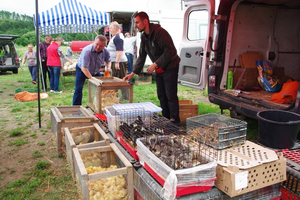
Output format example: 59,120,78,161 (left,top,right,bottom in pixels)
240,51,262,68
215,141,286,197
